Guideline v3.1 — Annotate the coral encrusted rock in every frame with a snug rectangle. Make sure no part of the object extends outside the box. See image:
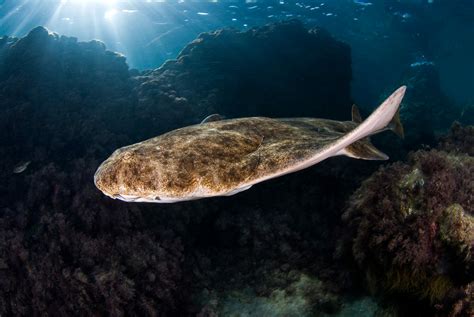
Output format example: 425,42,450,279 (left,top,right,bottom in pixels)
340,125,474,316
